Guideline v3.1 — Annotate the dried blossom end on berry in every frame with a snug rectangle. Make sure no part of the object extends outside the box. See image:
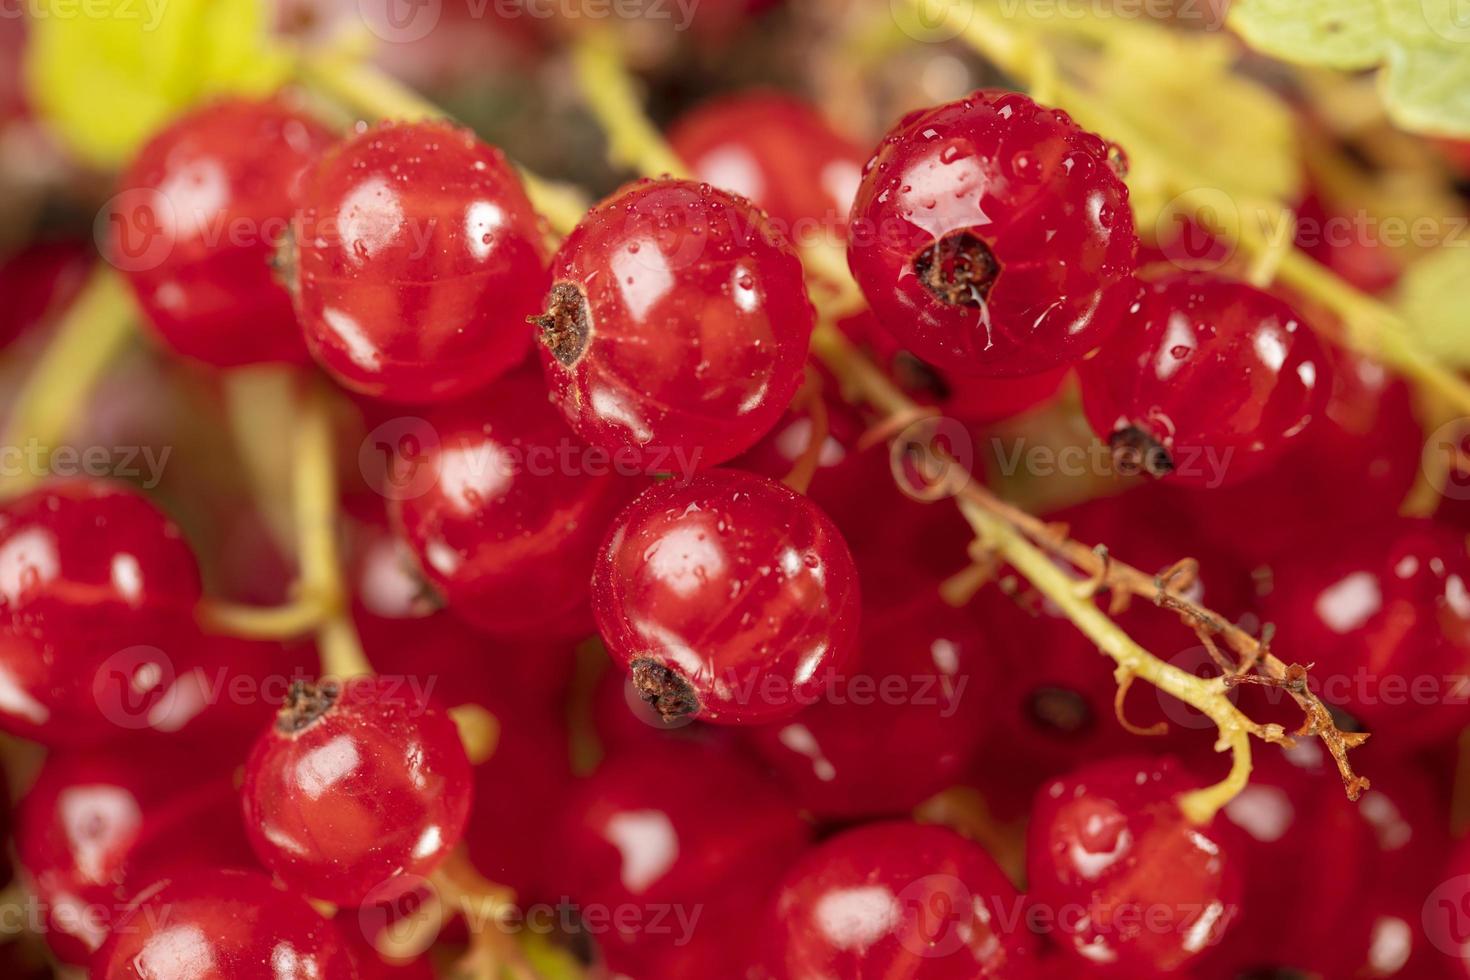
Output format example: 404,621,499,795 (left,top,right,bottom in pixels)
631,658,700,722
912,230,999,308
1110,424,1174,478
276,680,341,735
531,281,592,367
